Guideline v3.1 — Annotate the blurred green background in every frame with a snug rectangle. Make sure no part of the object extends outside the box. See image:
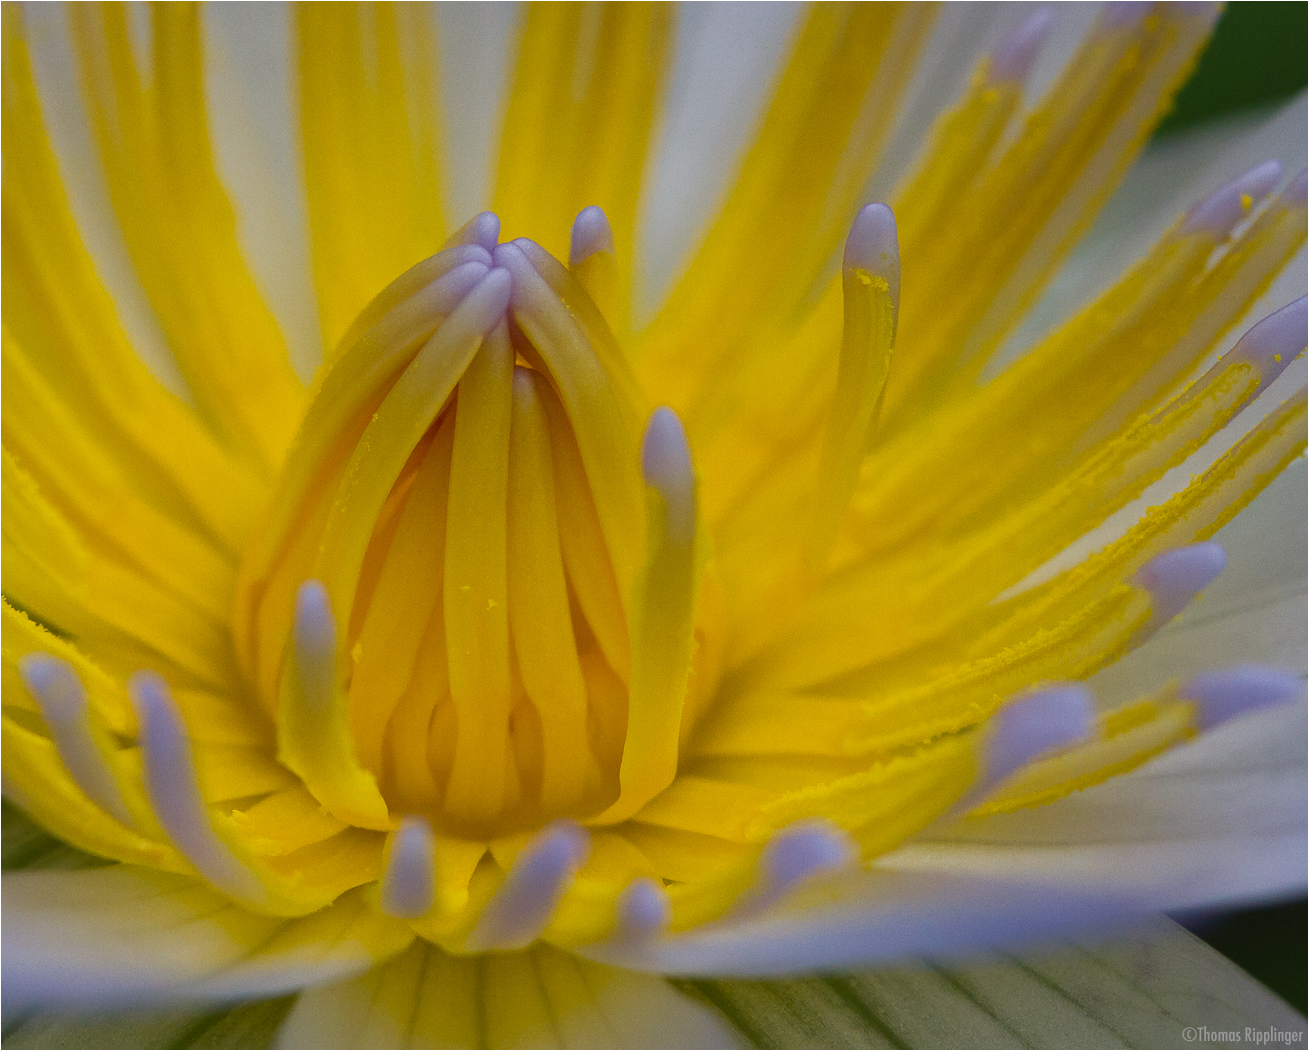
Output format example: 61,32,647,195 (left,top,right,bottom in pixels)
1157,1,1307,135
1157,0,1307,1017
